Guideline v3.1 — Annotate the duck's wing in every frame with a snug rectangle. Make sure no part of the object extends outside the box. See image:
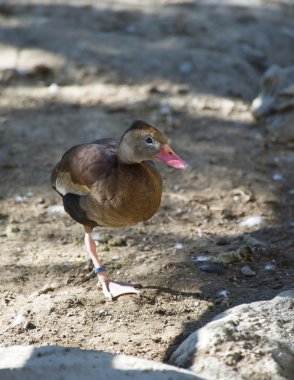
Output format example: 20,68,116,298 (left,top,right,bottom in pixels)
51,139,119,196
